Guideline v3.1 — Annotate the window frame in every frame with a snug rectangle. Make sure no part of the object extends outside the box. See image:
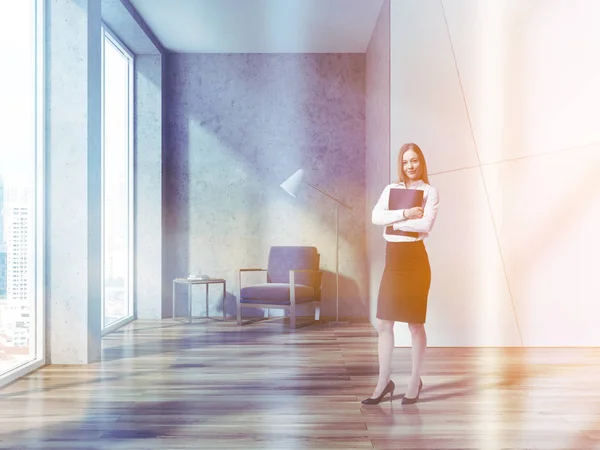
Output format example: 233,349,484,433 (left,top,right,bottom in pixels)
0,0,46,388
100,24,135,335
